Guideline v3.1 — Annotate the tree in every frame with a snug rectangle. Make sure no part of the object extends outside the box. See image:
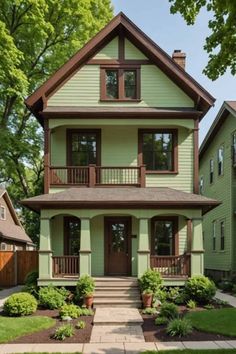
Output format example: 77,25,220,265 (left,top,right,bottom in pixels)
168,0,236,80
0,0,113,244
